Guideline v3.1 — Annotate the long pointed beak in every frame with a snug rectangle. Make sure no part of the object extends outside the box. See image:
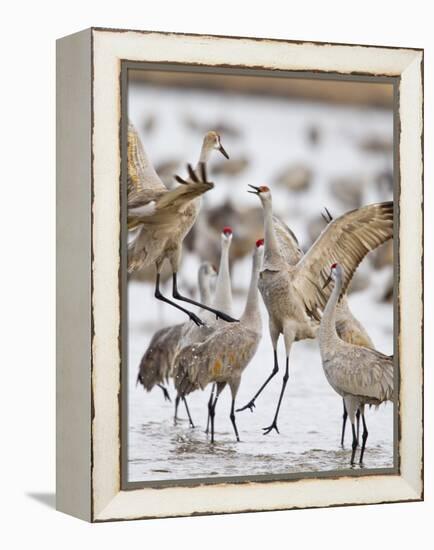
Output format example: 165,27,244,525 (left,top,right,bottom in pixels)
321,207,333,224
322,273,332,289
248,184,260,195
218,144,229,159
